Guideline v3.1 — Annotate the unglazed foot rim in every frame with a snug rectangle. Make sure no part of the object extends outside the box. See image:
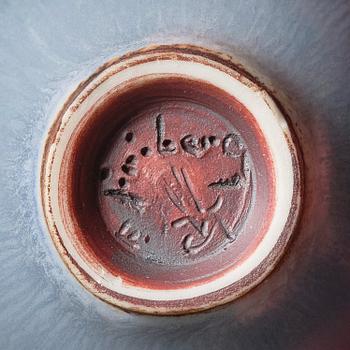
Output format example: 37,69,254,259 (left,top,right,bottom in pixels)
40,45,302,315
